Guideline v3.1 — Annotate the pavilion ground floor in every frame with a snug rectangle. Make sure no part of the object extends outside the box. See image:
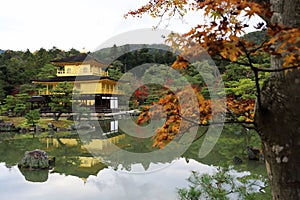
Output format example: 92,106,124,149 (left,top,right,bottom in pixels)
27,94,123,114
